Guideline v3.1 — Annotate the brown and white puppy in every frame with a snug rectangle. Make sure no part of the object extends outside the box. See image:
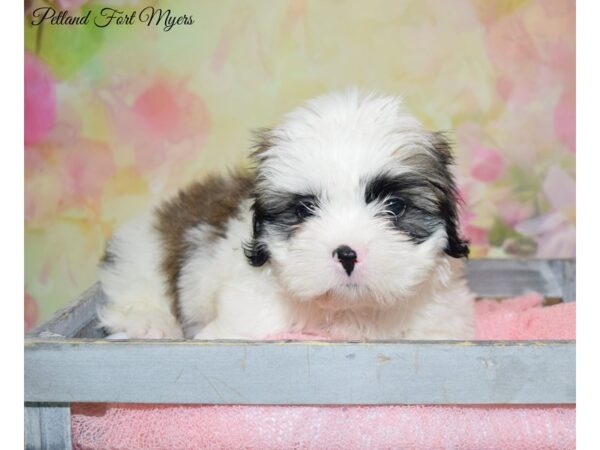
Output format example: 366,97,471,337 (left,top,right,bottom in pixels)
97,89,475,340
